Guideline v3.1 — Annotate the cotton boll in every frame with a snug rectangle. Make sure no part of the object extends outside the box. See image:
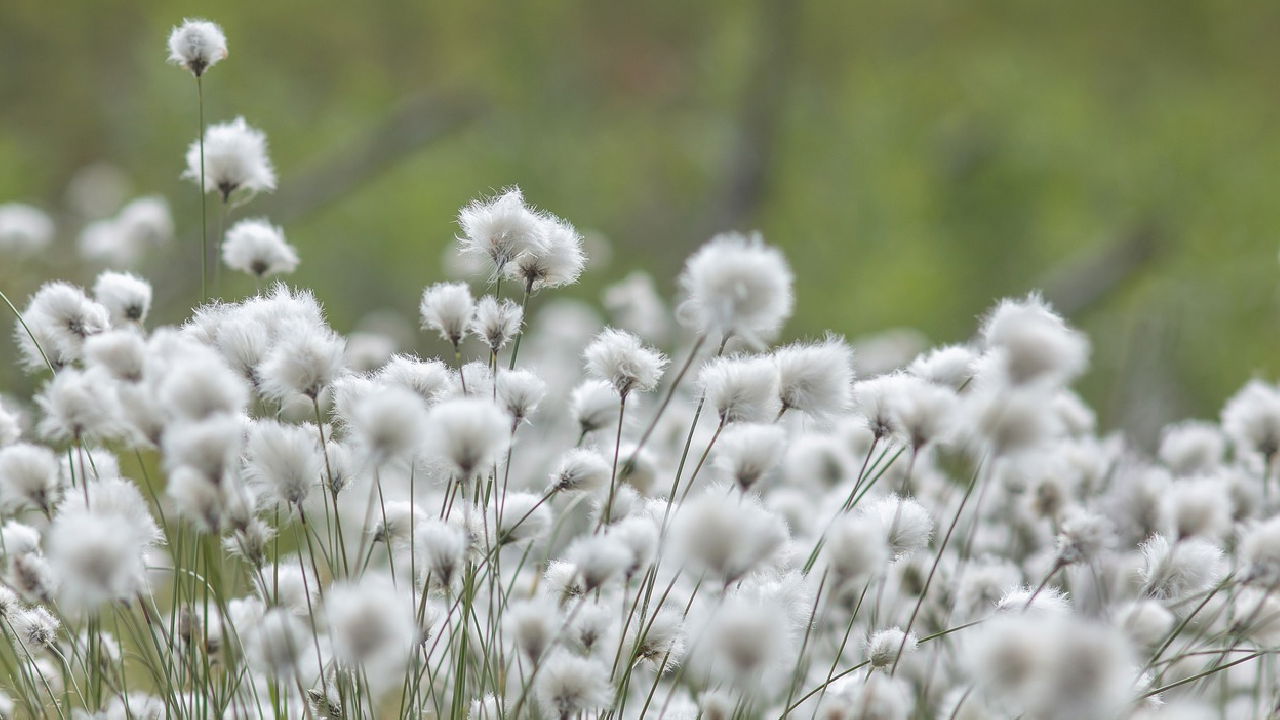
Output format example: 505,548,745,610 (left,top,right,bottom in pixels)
326,575,417,675
243,420,321,508
427,397,510,479
994,585,1071,615
470,296,522,354
1054,507,1114,566
964,384,1060,458
92,271,152,326
673,489,788,584
1158,421,1225,475
16,281,110,370
2,522,42,555
344,331,396,373
714,422,785,492
865,627,917,670
570,379,619,437
1221,379,1280,460
782,432,854,490
887,374,959,452
184,117,276,201
1116,600,1174,649
1139,534,1226,601
257,322,345,403
457,187,543,275
414,519,467,589
1052,390,1096,437
1229,588,1280,646
244,608,306,679
823,513,890,589
0,400,20,447
349,386,427,467
704,591,793,694
535,650,612,720
0,444,62,514
0,203,54,255
10,606,60,651
162,415,244,485
222,218,298,279
617,443,658,495
1167,478,1232,541
852,375,906,440
908,344,977,390
85,330,146,383
509,212,586,291
954,559,1021,621
47,493,154,613
584,328,667,397
158,350,249,421
772,335,854,421
549,448,610,494
565,534,631,591
167,18,227,76
677,231,794,346
35,368,120,442
420,282,473,347
115,195,173,250
497,369,546,426
376,354,452,407
506,597,559,662
861,495,933,560
1240,516,1280,586
979,293,1089,387
698,355,780,424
